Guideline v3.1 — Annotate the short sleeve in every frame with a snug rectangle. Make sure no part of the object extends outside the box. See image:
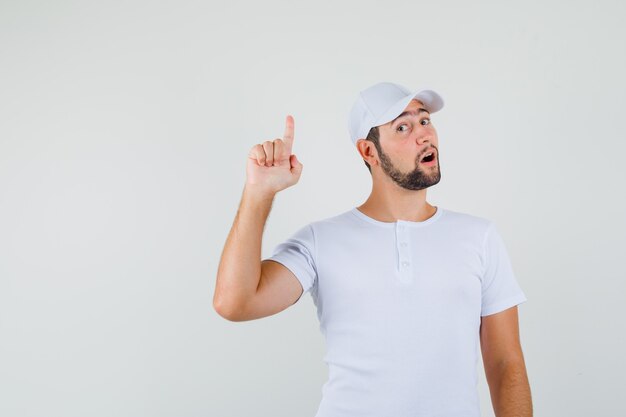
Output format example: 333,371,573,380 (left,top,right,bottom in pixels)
264,224,318,302
480,222,528,316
